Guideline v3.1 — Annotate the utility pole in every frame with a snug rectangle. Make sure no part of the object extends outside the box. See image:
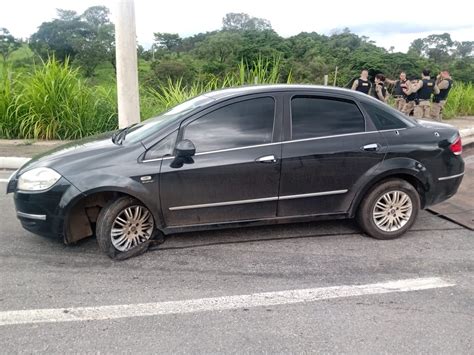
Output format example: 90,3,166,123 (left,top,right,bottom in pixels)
115,0,140,128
